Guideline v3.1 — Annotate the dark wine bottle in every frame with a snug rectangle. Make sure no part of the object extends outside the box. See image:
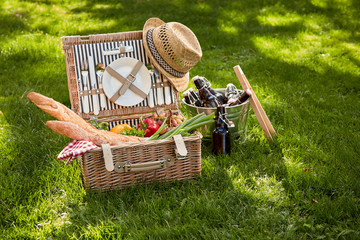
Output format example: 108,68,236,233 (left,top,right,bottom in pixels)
225,83,237,99
228,89,252,106
193,76,220,108
183,90,192,104
188,88,203,107
208,85,227,105
212,106,231,156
